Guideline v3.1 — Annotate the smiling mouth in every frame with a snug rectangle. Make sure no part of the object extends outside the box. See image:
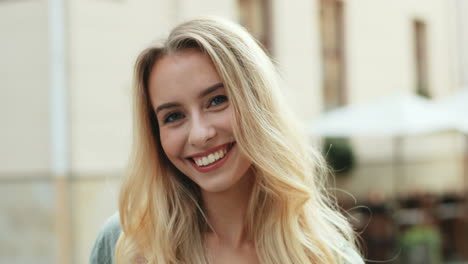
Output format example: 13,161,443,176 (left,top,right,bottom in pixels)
188,142,235,167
